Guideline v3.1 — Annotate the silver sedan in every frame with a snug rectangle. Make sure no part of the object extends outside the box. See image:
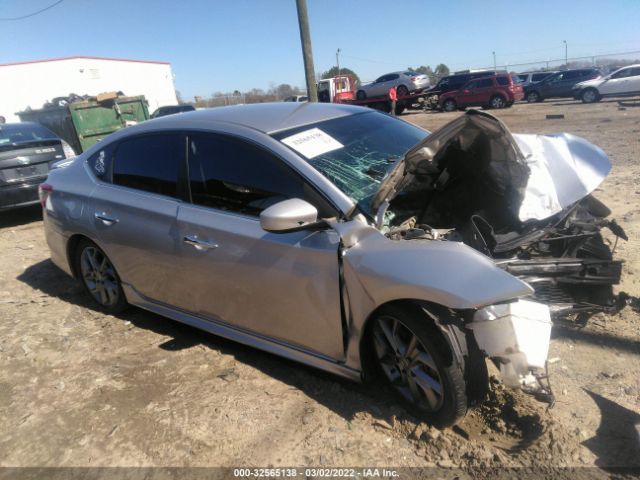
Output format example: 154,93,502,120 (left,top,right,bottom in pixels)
41,103,556,426
356,71,430,100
